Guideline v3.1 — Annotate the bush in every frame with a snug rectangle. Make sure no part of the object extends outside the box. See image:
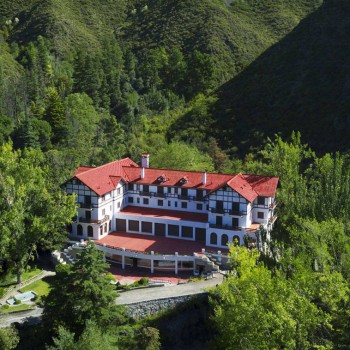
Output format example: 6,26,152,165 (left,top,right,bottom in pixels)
138,277,149,286
2,304,10,309
0,287,4,298
14,299,21,305
106,272,117,283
